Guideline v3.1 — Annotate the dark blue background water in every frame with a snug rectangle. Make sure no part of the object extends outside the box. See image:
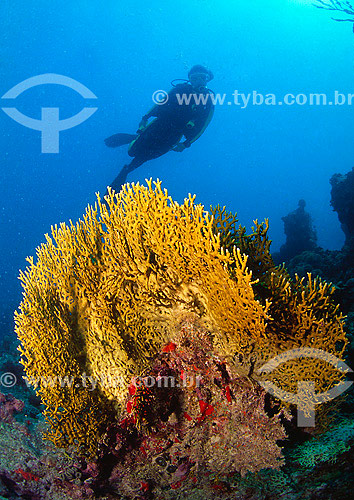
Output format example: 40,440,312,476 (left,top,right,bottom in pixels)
1,0,353,336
